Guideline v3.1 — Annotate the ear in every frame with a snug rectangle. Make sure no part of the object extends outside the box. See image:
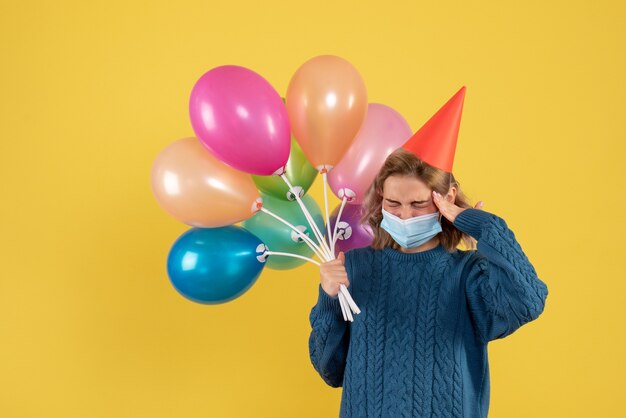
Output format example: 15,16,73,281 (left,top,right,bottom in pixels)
445,186,458,203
